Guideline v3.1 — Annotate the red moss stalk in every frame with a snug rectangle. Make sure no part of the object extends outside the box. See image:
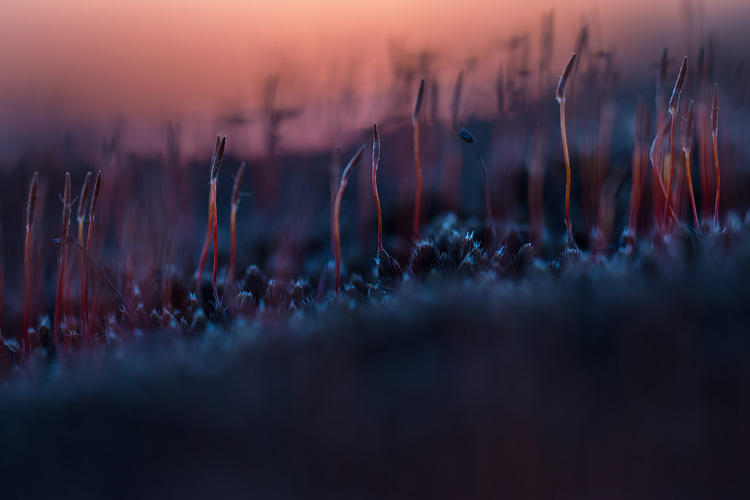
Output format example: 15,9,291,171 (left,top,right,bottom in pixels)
24,172,39,357
196,187,214,292
195,135,225,303
77,172,92,246
372,124,384,254
54,173,72,356
76,172,92,336
82,171,101,344
334,145,366,296
682,100,700,232
210,136,226,304
650,117,678,228
556,53,577,247
412,79,425,241
626,103,649,249
711,83,721,229
664,57,688,228
229,162,246,283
